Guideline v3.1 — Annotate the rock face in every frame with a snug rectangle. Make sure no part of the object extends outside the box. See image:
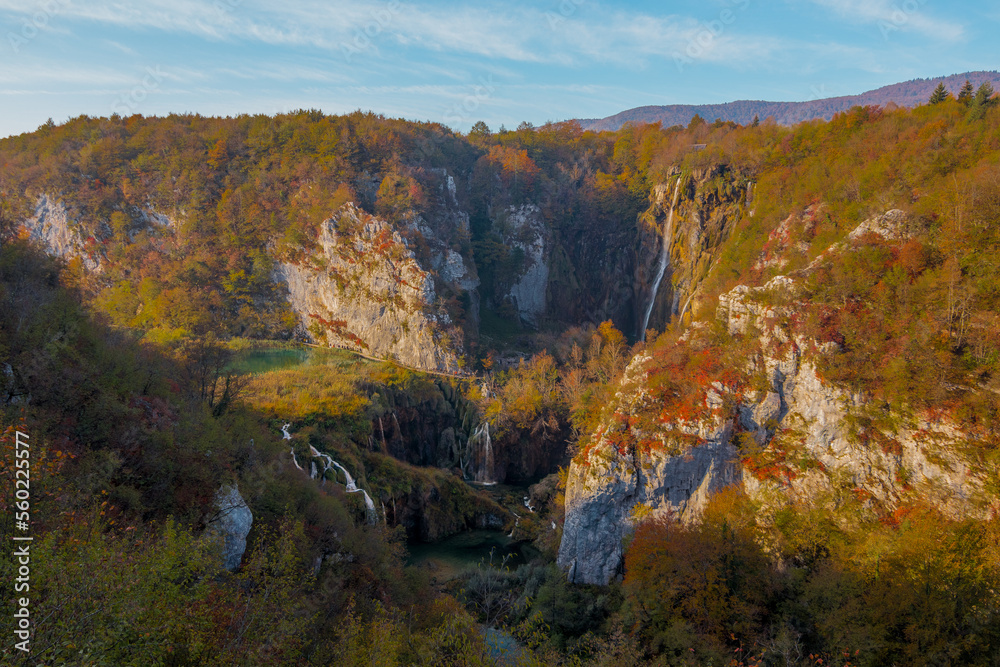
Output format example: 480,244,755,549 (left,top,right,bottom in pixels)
559,212,990,585
208,485,253,571
497,204,549,324
721,274,985,522
274,203,468,373
557,352,742,584
21,195,104,272
635,167,747,337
